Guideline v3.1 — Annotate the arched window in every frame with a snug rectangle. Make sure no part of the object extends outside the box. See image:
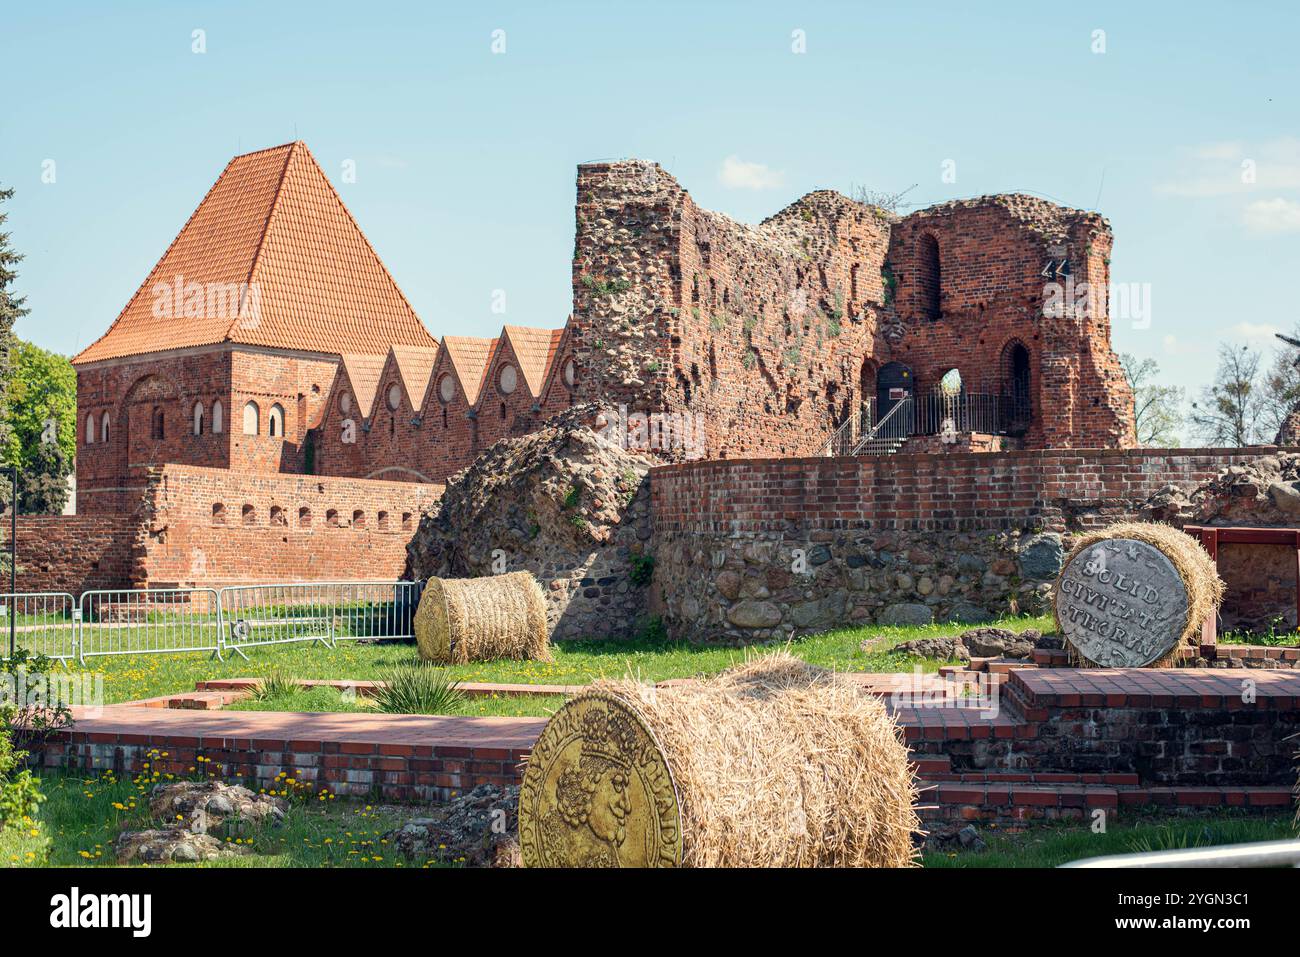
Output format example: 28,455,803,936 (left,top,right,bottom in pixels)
193,402,205,436
150,406,165,440
212,503,226,525
917,233,941,321
268,403,284,438
269,505,286,526
242,401,260,435
212,401,224,434
298,506,312,527
85,413,95,445
326,509,339,527
377,510,389,531
386,383,401,411
241,504,256,525
352,509,366,528
101,413,110,443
